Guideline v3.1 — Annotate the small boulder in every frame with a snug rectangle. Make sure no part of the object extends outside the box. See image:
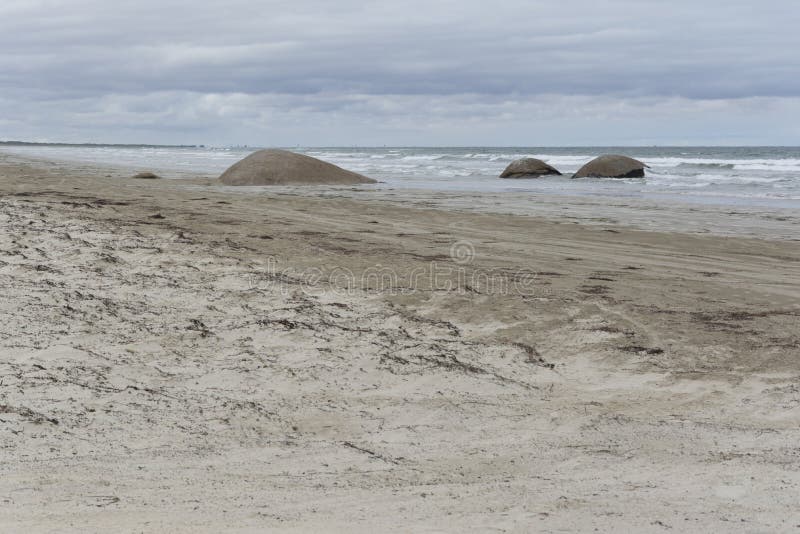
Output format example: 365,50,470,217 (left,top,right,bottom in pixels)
499,158,561,178
132,171,161,179
219,149,376,186
573,155,648,178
